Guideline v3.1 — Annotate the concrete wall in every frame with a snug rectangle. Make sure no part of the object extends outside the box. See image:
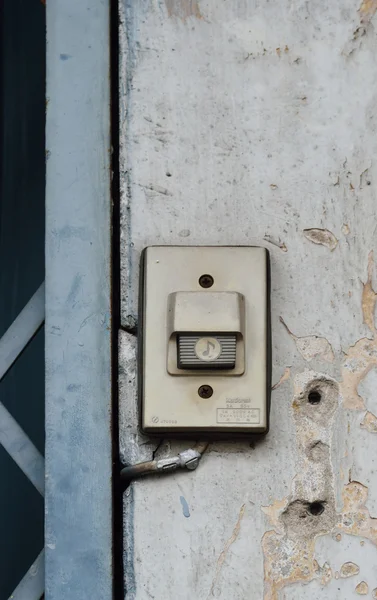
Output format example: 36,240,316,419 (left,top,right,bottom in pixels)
119,1,377,597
